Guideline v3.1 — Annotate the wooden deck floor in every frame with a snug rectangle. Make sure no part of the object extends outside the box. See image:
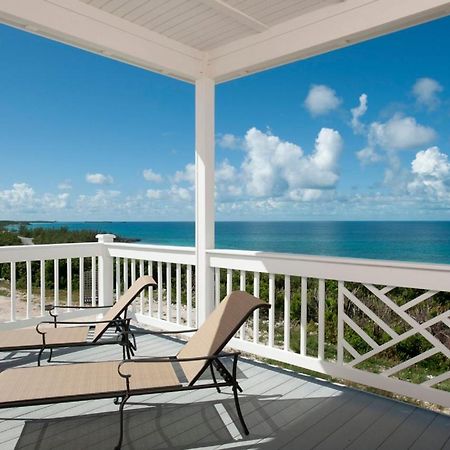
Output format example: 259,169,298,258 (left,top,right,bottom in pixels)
1,329,449,449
